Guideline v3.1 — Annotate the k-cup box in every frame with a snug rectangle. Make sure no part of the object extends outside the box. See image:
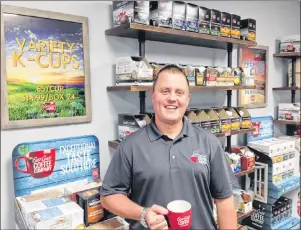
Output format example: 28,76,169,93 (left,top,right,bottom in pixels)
278,103,300,122
220,12,231,37
17,189,64,204
214,108,231,133
186,110,199,124
240,18,256,41
28,202,84,230
205,66,219,86
225,107,241,131
231,14,241,39
118,113,151,141
204,109,221,134
77,188,104,226
116,56,153,85
210,9,221,36
112,1,149,27
195,66,207,86
185,3,199,32
199,6,210,34
172,1,186,30
280,35,300,53
235,107,251,129
149,1,173,28
17,196,72,229
216,67,234,86
195,110,211,131
85,216,130,230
